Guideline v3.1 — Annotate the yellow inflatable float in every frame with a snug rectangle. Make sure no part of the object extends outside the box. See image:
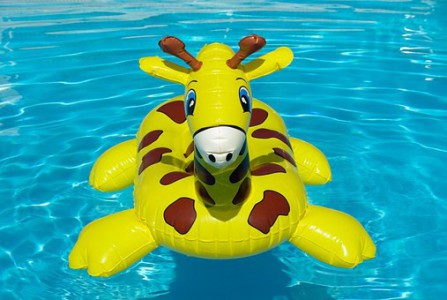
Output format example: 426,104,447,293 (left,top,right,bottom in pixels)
69,34,376,277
